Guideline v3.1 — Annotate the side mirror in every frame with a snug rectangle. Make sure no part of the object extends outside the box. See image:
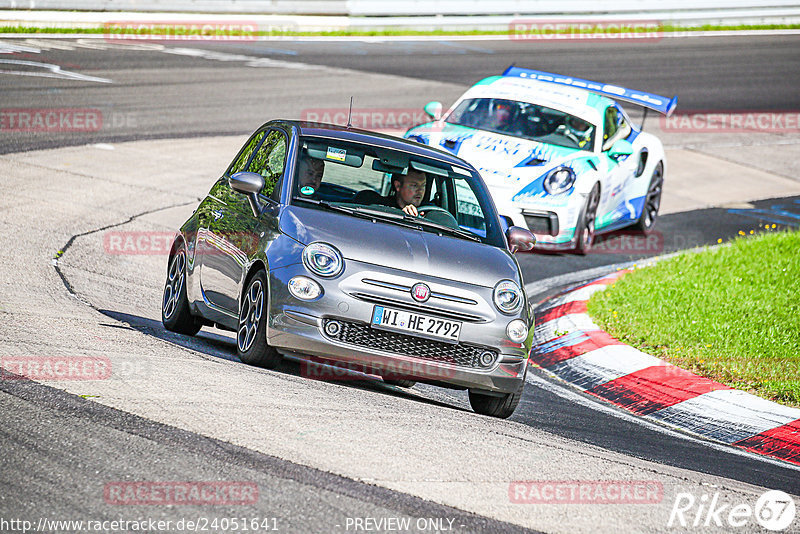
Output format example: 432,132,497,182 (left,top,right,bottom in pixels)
608,139,634,160
506,226,536,254
423,101,443,121
229,171,265,217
